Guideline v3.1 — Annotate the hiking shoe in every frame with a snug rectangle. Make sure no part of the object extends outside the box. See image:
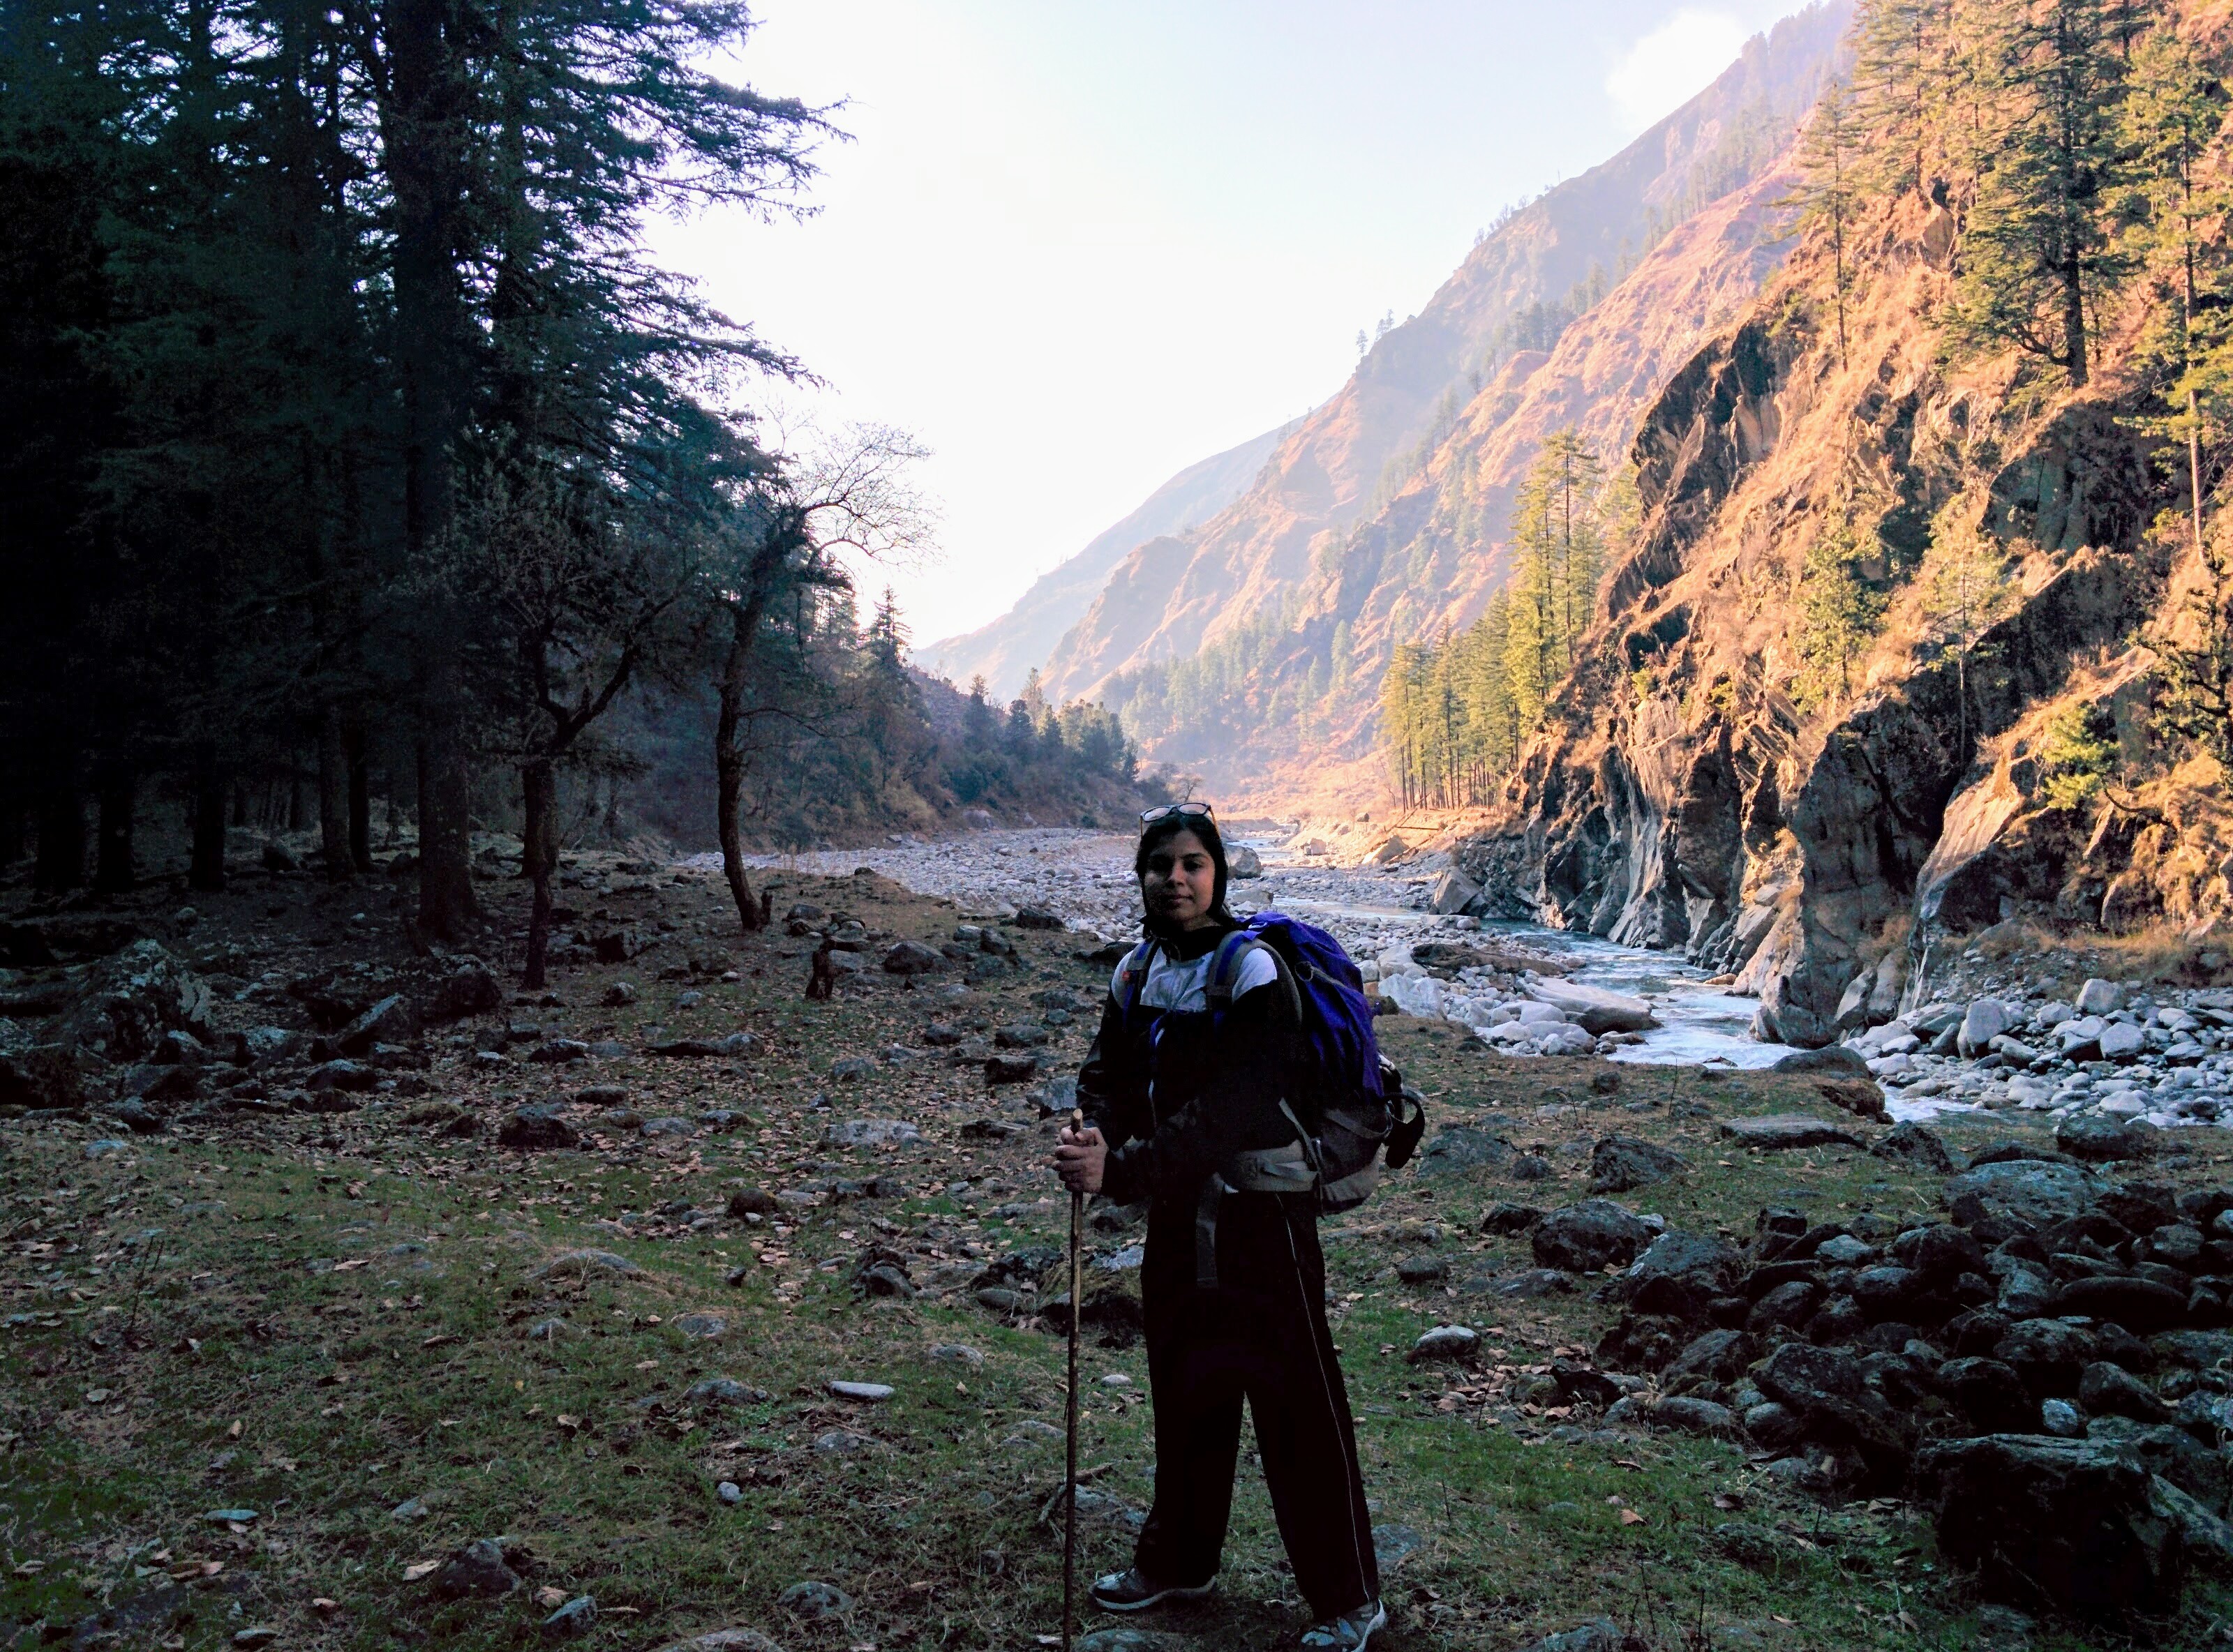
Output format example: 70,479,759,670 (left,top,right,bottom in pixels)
1087,1568,1214,1612
1301,1598,1387,1650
